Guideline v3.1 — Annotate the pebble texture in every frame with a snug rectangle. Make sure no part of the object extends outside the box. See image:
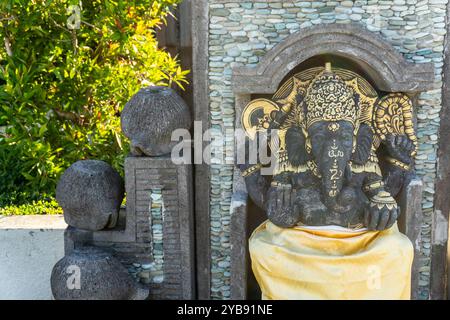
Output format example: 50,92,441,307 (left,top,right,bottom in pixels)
207,0,447,300
121,86,192,156
51,247,148,300
56,160,124,231
126,190,165,286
